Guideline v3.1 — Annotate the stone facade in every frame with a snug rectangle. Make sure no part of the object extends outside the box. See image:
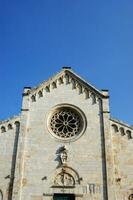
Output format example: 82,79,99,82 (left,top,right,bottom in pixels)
0,68,132,200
